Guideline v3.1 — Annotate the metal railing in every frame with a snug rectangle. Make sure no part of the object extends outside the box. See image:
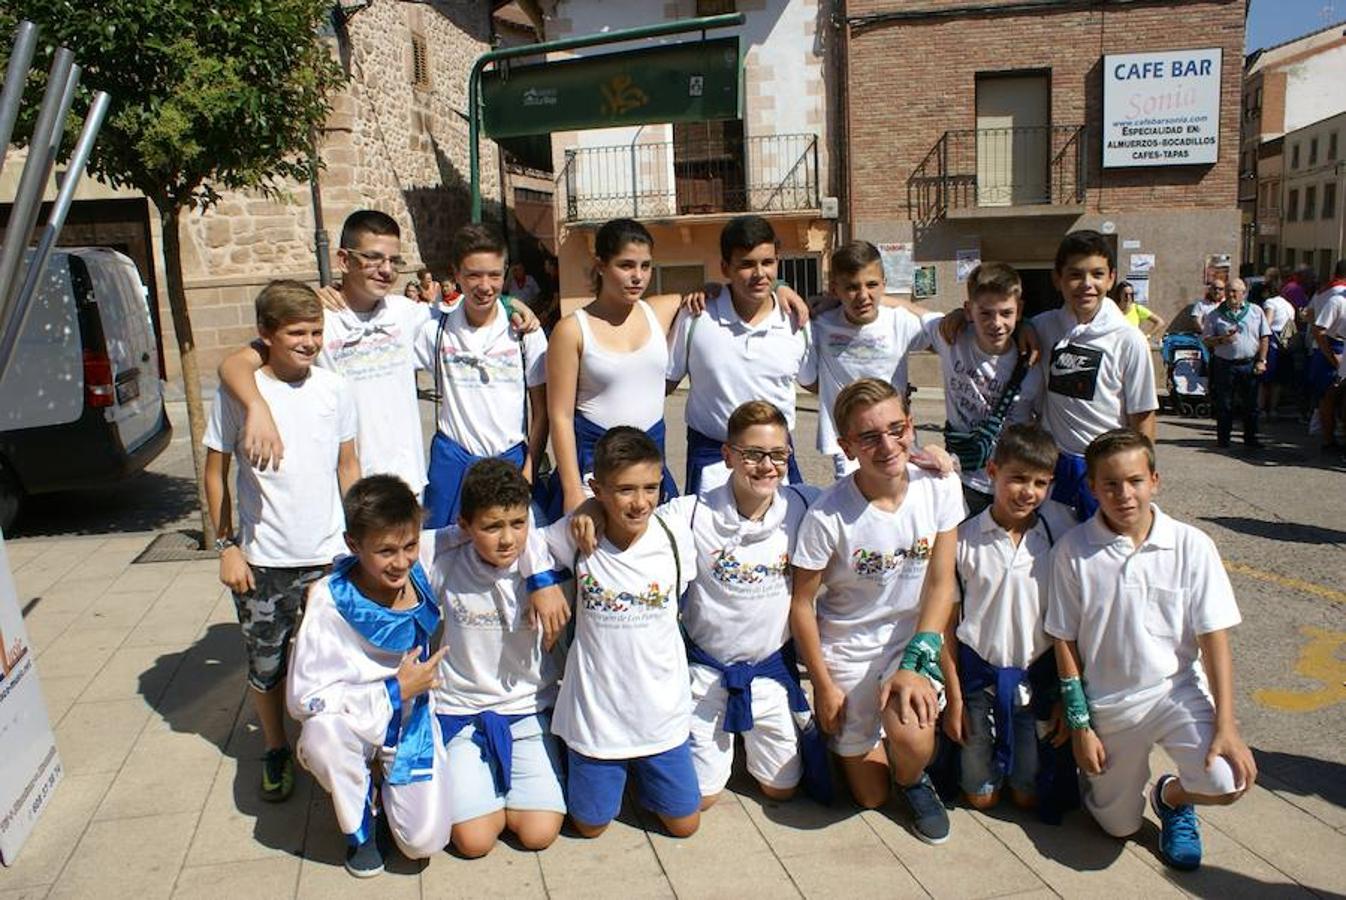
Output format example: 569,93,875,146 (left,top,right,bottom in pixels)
559,132,819,222
907,125,1087,234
